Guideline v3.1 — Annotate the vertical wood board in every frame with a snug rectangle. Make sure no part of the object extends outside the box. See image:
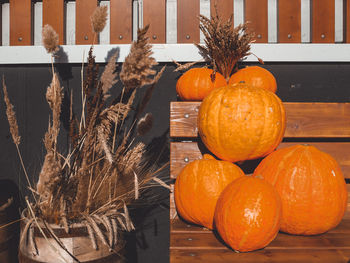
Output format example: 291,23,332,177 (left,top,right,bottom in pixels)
143,0,166,43
312,0,335,43
245,0,268,43
278,0,301,43
210,0,234,22
110,0,133,44
10,0,32,45
177,0,200,43
75,0,98,45
43,0,65,45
